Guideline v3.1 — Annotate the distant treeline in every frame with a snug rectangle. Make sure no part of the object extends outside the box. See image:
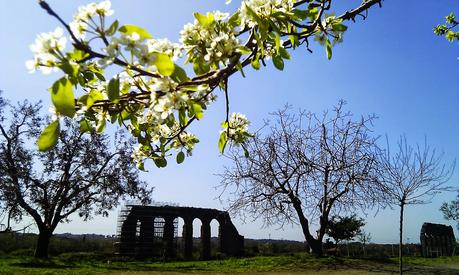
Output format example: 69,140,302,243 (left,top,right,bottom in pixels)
0,232,456,259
